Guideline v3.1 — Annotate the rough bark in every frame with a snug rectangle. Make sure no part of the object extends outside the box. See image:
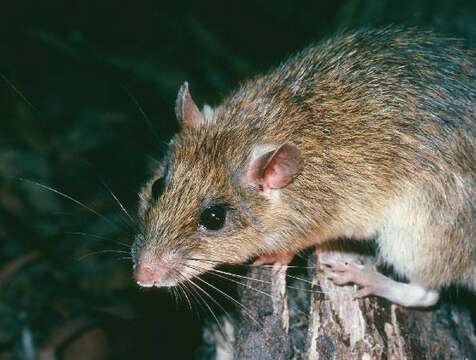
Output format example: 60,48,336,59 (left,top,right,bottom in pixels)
203,251,476,360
